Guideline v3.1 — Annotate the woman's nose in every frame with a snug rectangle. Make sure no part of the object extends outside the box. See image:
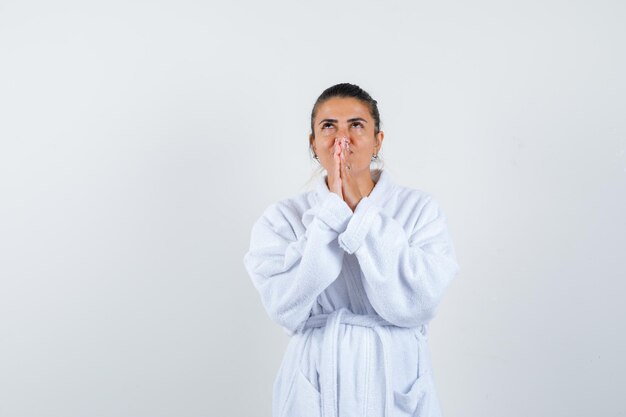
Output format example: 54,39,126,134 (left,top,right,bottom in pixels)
335,125,350,138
